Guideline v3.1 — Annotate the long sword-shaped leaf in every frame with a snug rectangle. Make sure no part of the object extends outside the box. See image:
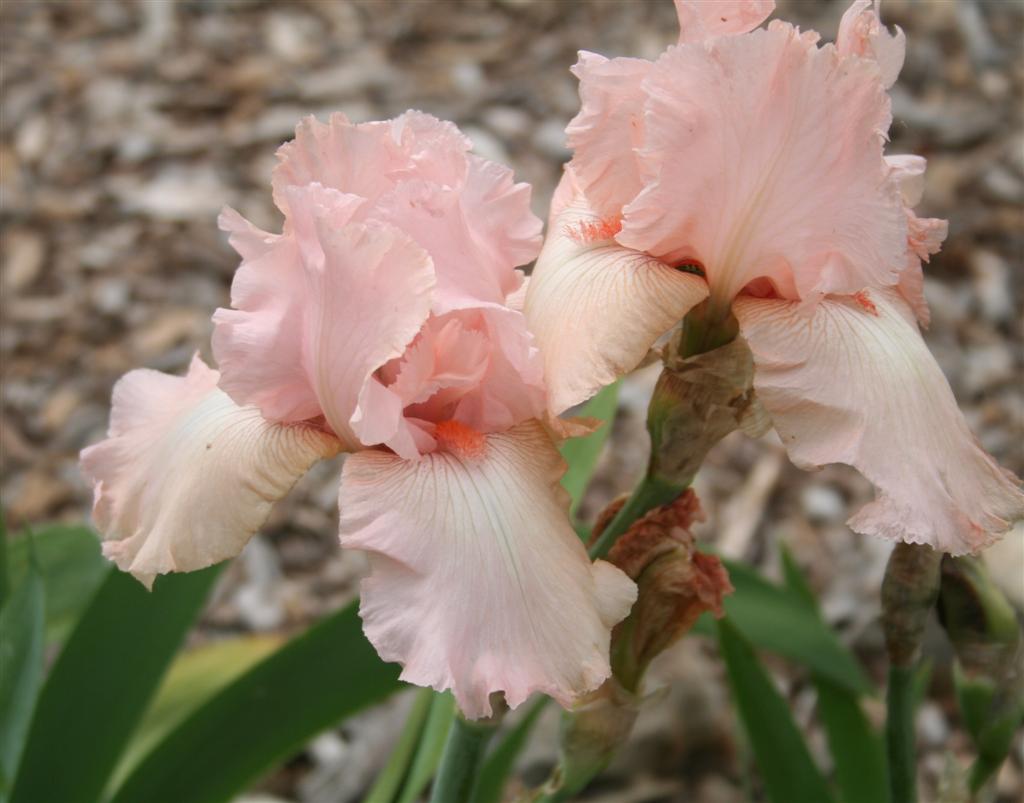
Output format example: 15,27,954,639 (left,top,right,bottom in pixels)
365,689,434,803
8,524,109,643
108,600,403,803
780,547,889,803
11,566,219,803
395,692,456,803
0,513,8,609
717,617,835,803
0,544,45,802
110,635,284,790
559,382,620,521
